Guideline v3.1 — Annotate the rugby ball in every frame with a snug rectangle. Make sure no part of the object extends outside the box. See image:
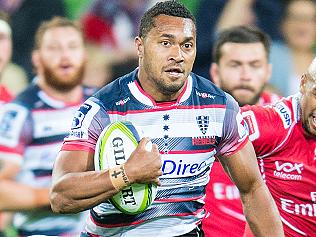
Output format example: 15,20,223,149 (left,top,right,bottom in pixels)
94,121,157,215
